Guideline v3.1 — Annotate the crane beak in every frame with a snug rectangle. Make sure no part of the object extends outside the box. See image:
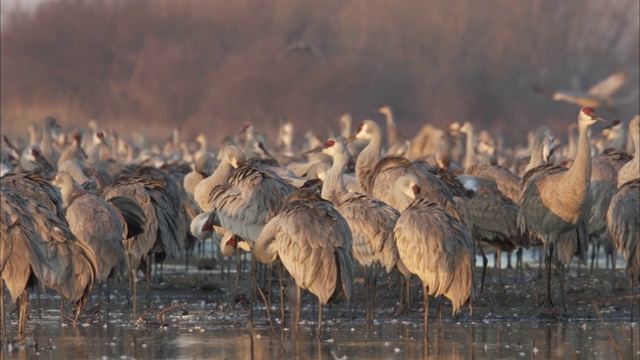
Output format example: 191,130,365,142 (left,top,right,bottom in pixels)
302,145,323,155
237,238,252,252
592,115,606,122
344,134,357,144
